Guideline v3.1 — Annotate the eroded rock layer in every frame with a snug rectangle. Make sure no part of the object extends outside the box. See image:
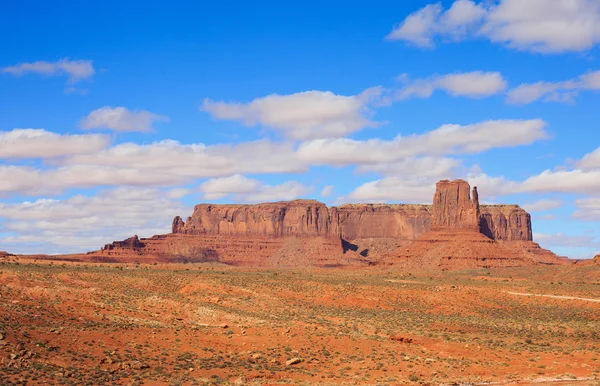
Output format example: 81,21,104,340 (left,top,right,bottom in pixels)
171,197,532,244
92,179,565,269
